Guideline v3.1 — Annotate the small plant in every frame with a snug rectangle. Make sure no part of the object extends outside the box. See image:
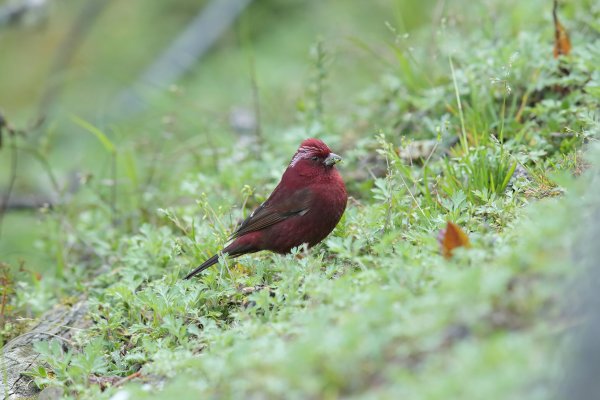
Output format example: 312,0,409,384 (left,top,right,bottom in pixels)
298,38,330,135
441,145,517,204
